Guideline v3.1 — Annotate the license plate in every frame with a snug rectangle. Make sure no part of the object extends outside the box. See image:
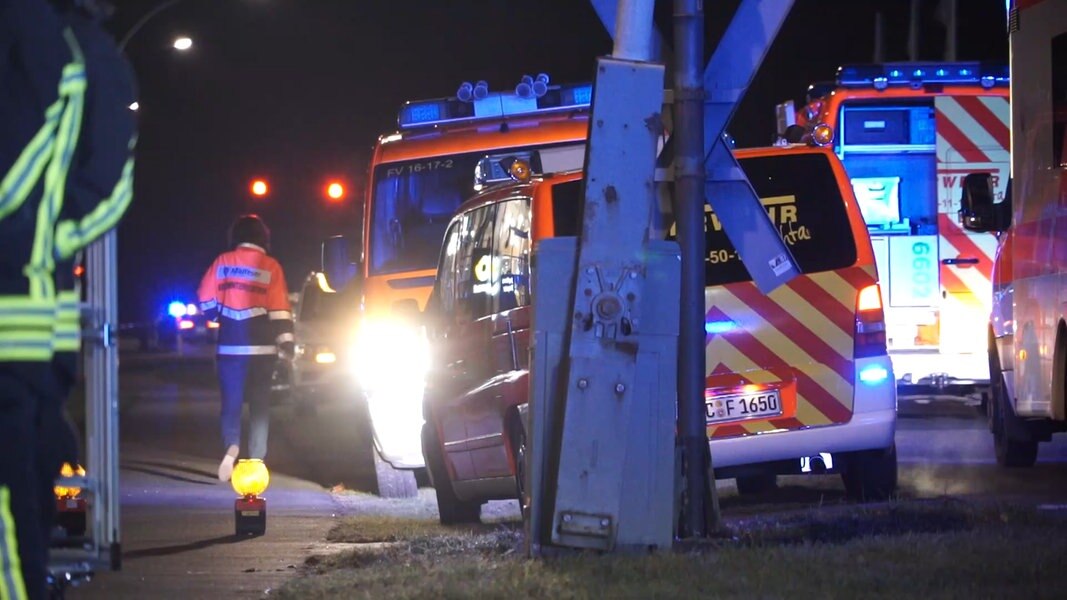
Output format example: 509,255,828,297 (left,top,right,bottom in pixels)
705,390,782,424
